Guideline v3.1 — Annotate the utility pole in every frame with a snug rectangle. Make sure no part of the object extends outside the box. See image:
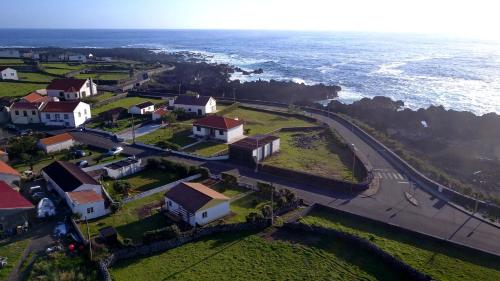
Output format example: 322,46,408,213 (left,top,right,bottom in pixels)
351,143,356,193
131,113,136,144
86,217,93,261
